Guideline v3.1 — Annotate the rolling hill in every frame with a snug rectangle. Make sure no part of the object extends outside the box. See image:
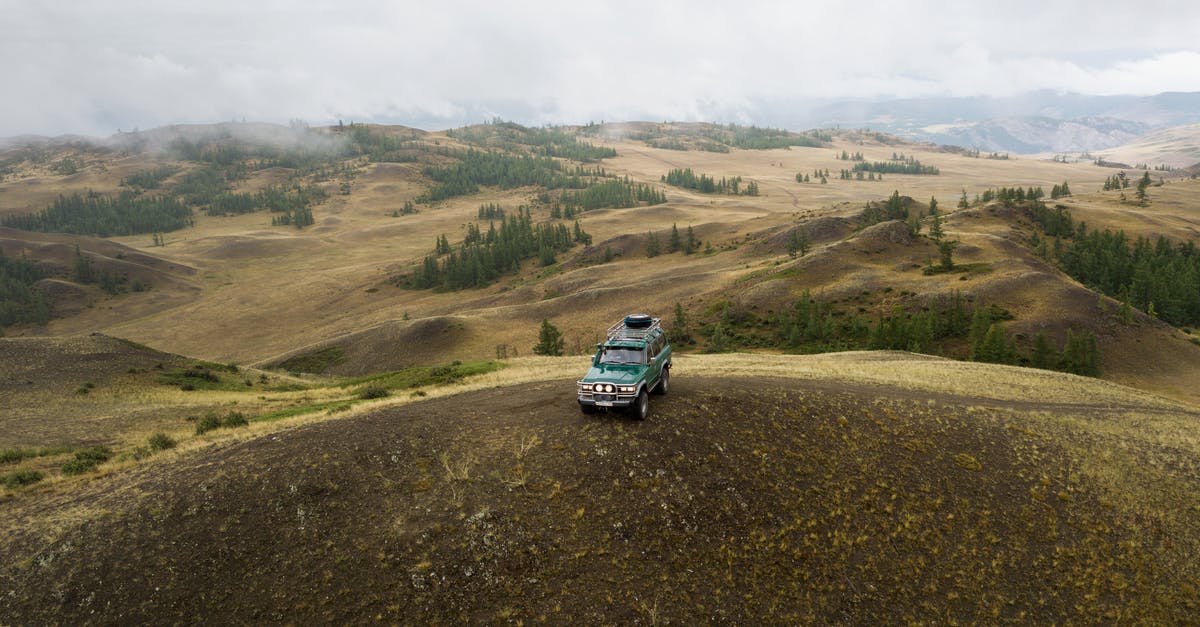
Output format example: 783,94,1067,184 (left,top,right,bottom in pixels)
2,353,1199,623
3,118,1200,621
